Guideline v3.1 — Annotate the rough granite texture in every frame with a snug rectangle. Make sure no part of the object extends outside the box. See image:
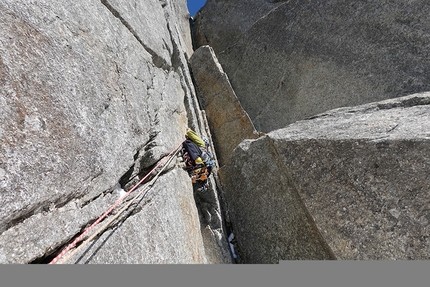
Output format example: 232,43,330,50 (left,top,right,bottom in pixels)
194,0,430,132
189,45,259,166
0,0,231,264
218,136,336,263
219,93,430,262
3,0,429,265
65,169,206,264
